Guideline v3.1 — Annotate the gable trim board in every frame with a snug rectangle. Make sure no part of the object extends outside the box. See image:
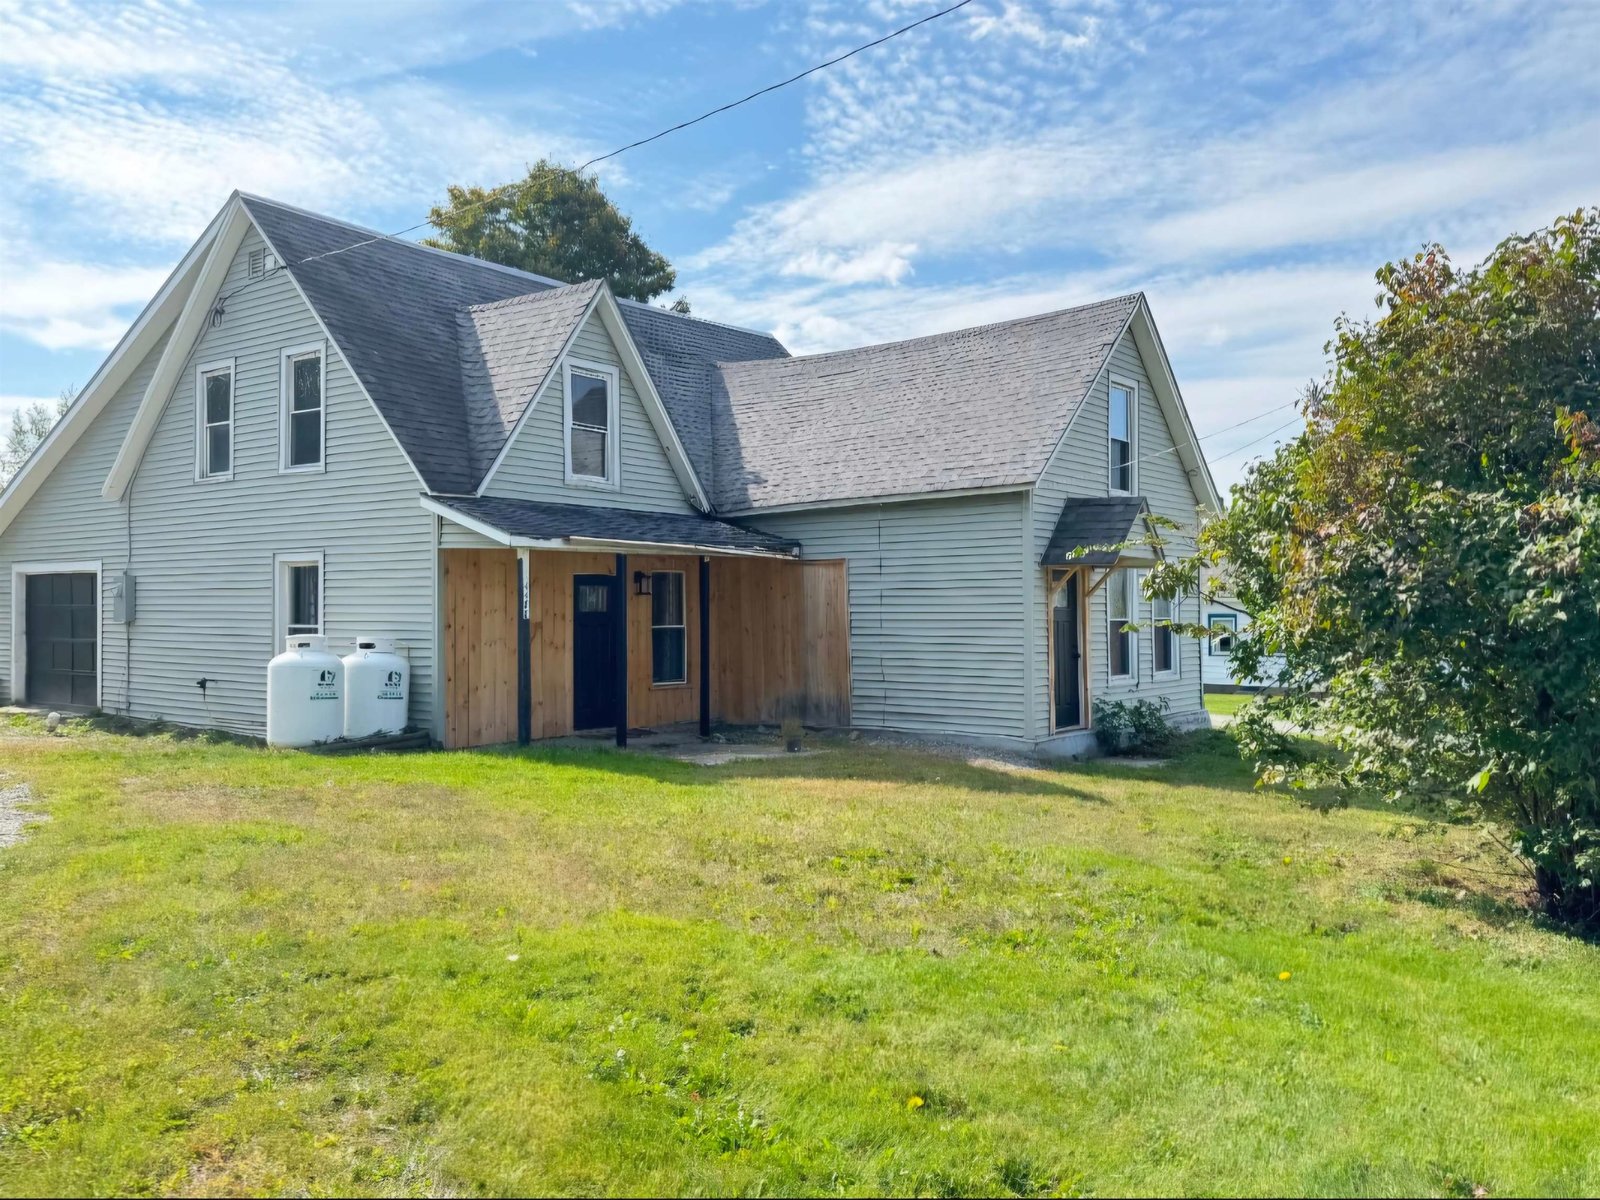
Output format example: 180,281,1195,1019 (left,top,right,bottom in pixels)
0,202,233,535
